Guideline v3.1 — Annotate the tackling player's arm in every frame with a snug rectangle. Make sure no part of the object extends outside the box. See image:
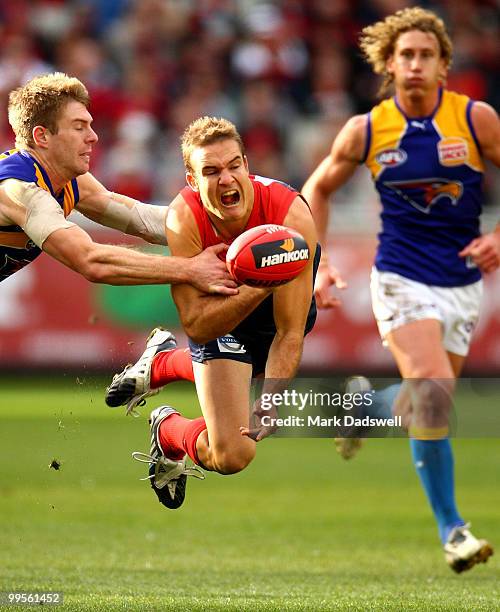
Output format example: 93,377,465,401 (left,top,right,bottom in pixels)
301,114,367,308
459,103,500,273
0,179,235,287
76,172,168,245
168,195,272,344
77,173,237,293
